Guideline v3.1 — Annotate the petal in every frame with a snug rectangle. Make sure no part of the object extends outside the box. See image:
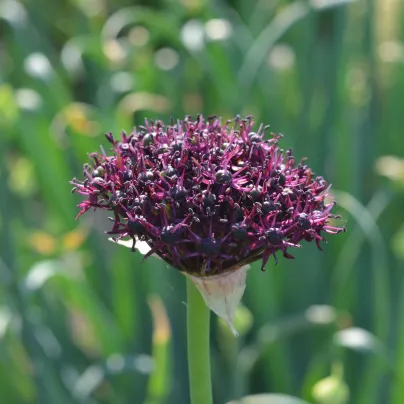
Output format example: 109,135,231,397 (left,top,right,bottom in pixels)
186,265,250,336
